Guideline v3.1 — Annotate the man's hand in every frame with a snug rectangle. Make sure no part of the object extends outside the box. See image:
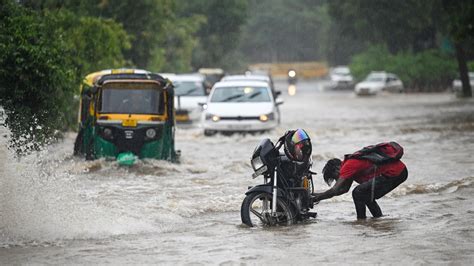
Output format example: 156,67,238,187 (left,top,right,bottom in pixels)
311,193,323,203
